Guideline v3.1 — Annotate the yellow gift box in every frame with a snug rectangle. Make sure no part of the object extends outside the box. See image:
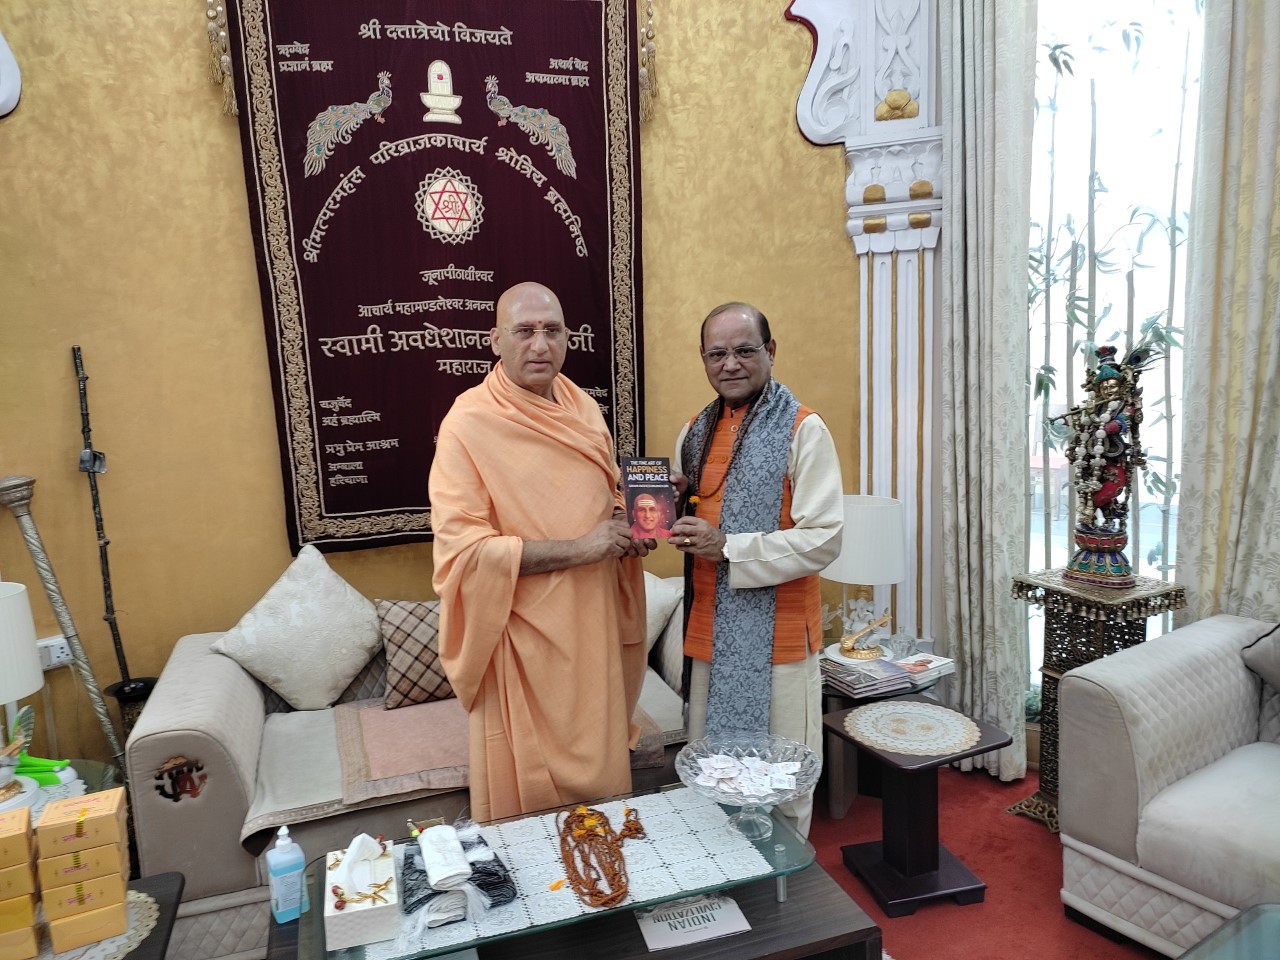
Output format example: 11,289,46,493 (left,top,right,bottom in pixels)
0,896,34,936
0,924,37,960
34,787,126,857
0,862,33,902
36,838,129,891
48,900,126,953
41,872,125,922
321,849,400,951
0,811,31,872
